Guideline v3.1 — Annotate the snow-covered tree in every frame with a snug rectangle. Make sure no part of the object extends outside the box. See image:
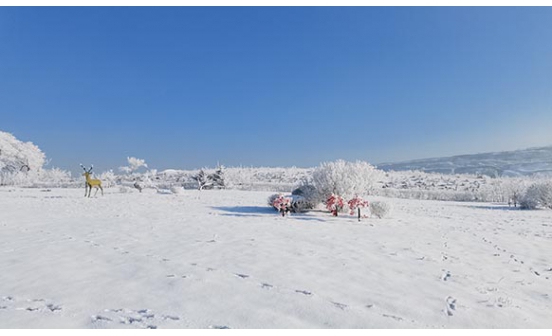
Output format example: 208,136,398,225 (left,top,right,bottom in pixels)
193,169,211,190
98,170,118,188
0,131,45,173
312,160,384,201
192,165,225,190
520,182,552,210
209,165,225,189
119,156,148,174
